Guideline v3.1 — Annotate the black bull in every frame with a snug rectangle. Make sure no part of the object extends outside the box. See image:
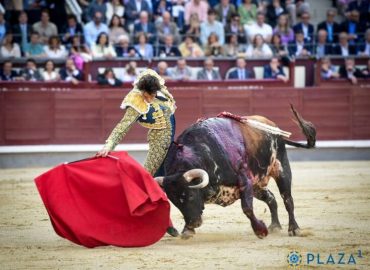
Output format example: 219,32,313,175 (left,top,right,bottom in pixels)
155,106,316,239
